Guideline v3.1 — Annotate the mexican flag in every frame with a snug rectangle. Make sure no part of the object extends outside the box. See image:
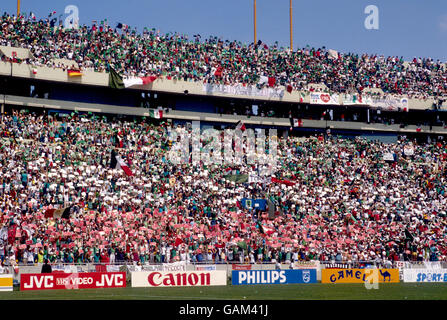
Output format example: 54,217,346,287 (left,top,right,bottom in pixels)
291,118,303,127
258,222,275,235
110,150,133,176
212,66,223,77
299,92,306,103
108,67,157,89
149,109,163,119
109,68,124,89
44,206,72,219
352,94,363,104
123,76,157,88
235,120,246,131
